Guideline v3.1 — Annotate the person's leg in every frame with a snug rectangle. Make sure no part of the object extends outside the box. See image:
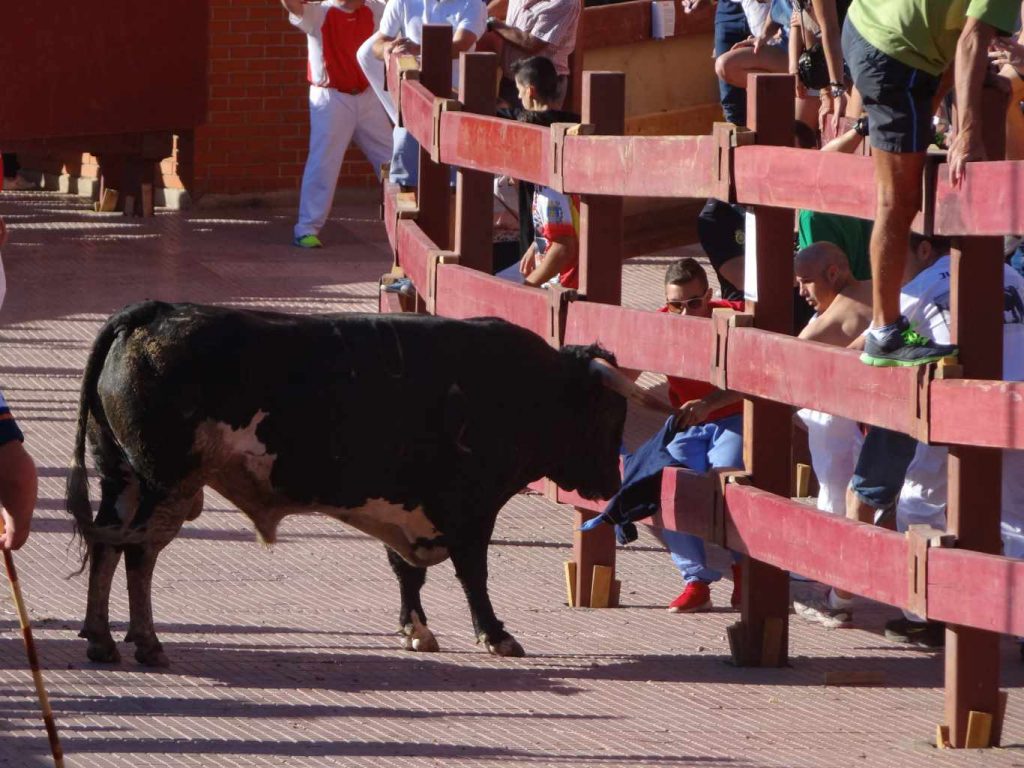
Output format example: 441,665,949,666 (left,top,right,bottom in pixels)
704,413,745,607
715,44,790,90
295,88,357,243
352,90,396,179
714,0,751,126
389,127,420,188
